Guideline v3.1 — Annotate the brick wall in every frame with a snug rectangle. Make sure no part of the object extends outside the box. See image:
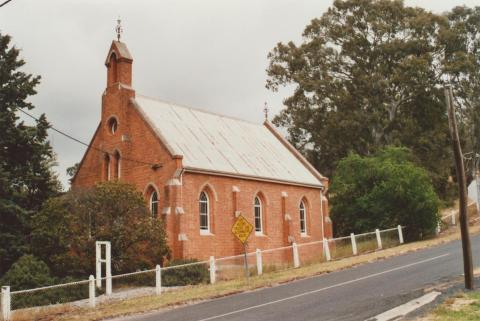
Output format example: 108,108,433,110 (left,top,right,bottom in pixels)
73,40,331,262
178,172,331,260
